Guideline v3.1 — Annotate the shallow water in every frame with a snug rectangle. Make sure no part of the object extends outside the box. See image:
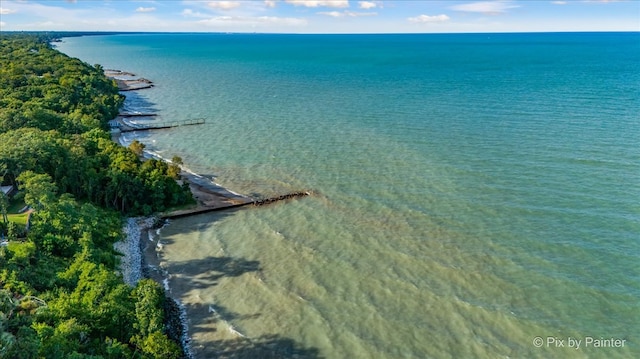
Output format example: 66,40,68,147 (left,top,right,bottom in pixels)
58,33,640,358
